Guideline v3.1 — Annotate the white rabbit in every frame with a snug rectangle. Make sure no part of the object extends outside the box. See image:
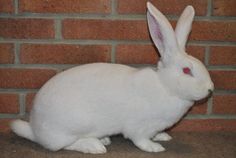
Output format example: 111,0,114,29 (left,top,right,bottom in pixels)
11,2,214,154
